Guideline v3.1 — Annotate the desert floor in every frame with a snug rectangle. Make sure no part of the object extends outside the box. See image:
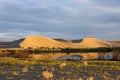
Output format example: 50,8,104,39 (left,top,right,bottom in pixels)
0,58,120,80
